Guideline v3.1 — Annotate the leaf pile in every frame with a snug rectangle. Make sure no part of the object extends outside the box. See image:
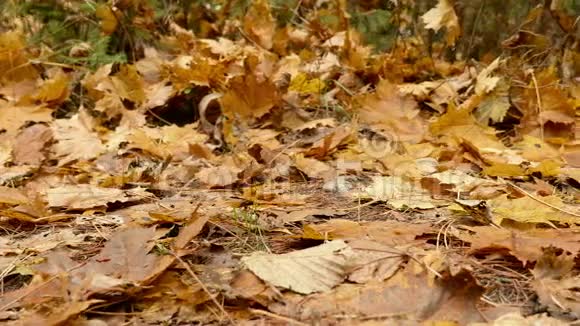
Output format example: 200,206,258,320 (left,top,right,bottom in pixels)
0,0,579,325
